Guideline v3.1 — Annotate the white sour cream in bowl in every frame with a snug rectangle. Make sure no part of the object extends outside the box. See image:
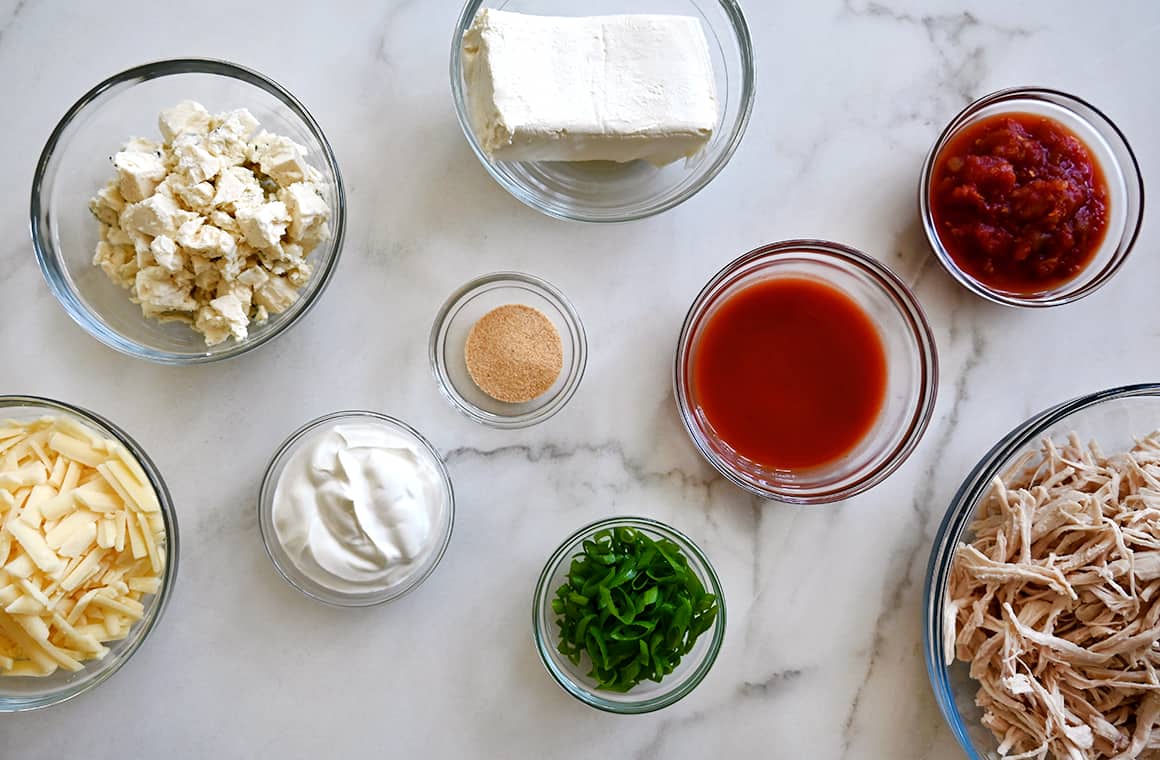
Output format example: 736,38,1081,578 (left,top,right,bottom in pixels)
259,412,454,606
